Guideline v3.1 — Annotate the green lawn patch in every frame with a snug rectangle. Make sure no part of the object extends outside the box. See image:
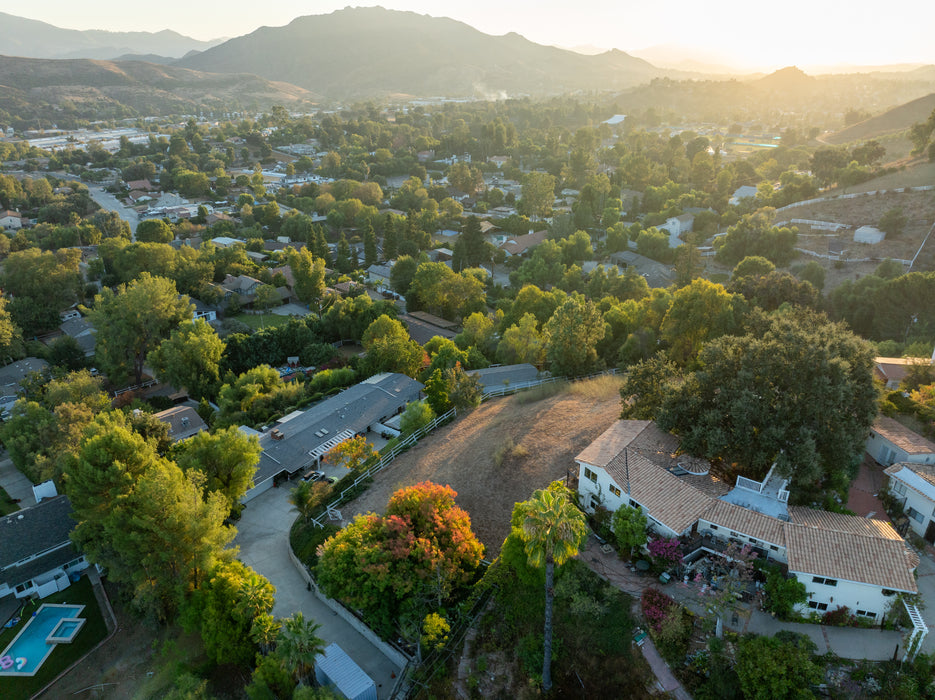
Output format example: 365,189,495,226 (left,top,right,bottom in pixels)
0,575,109,700
0,486,19,516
